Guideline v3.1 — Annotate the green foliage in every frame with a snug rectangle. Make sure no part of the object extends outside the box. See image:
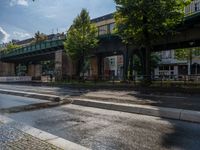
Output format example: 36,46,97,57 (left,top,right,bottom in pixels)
5,43,21,53
64,9,98,59
133,53,161,74
41,60,55,75
114,0,190,46
175,48,190,60
175,47,200,60
32,31,48,43
64,8,98,75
